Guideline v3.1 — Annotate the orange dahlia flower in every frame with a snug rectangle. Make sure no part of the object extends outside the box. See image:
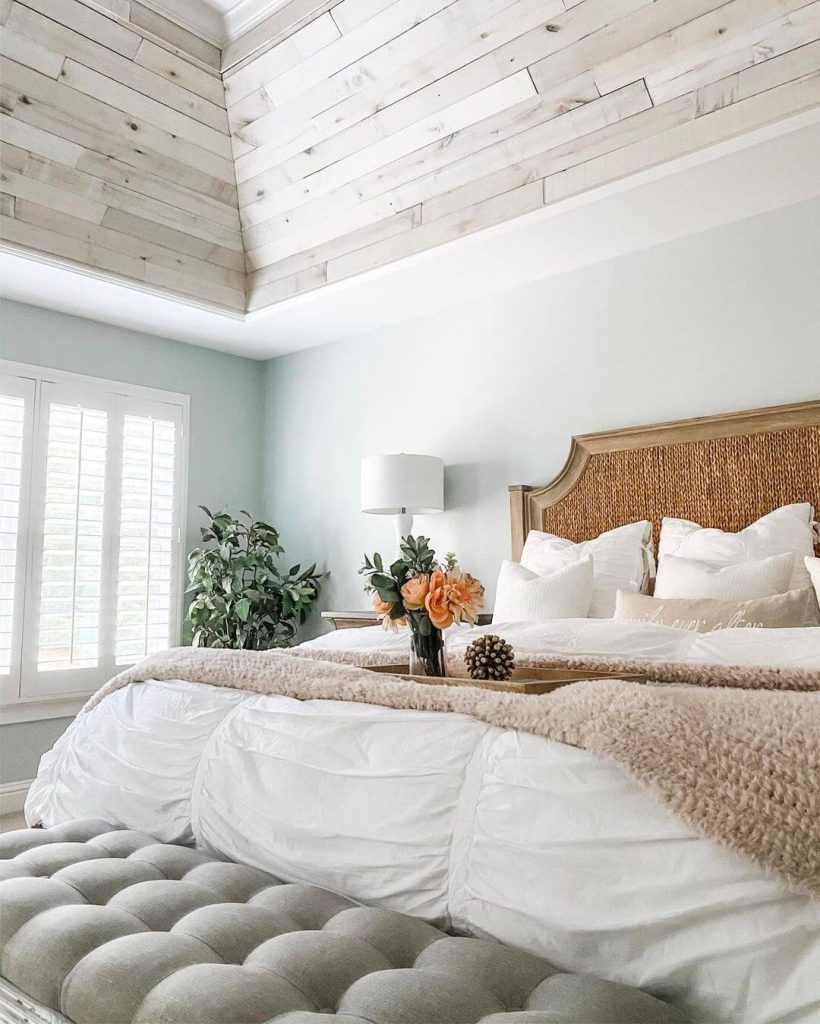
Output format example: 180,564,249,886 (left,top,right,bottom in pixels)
401,574,430,610
446,569,485,624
